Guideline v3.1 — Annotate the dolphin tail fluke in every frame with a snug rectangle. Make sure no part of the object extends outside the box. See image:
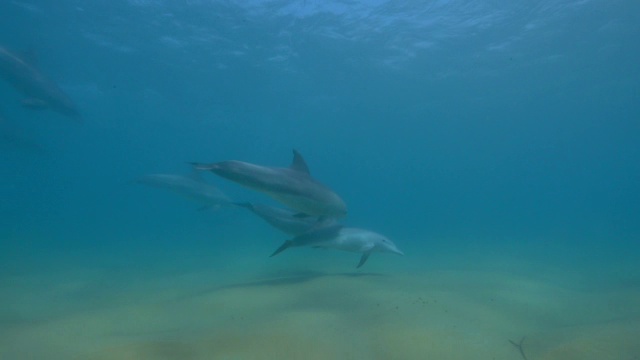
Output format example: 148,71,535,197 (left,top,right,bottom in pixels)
356,252,371,268
270,240,293,257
